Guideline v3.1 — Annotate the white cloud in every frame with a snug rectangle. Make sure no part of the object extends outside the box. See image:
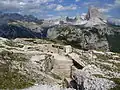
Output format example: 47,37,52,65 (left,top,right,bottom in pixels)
58,0,63,3
47,4,57,9
106,0,120,8
98,8,109,12
0,0,55,16
115,0,120,5
55,4,77,11
75,0,80,2
0,0,55,10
